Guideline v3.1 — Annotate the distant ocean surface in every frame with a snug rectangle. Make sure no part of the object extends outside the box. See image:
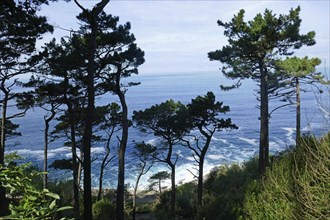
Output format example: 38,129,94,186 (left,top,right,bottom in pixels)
6,71,330,189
